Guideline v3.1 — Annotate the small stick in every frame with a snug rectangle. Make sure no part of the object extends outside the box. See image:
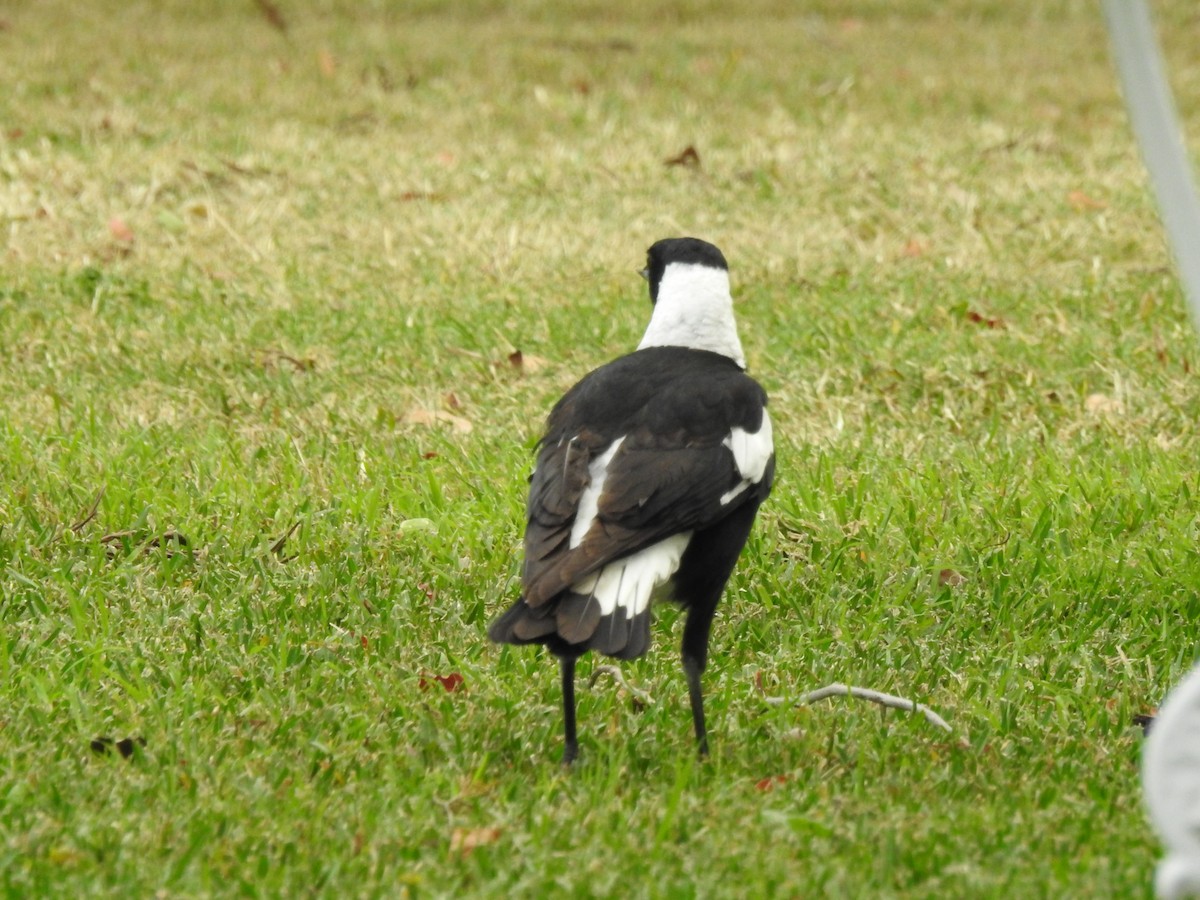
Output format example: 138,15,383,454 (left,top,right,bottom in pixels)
766,682,955,734
589,665,653,706
99,530,138,544
268,520,302,556
70,486,106,533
